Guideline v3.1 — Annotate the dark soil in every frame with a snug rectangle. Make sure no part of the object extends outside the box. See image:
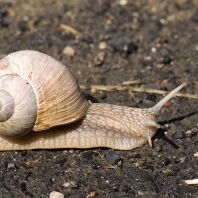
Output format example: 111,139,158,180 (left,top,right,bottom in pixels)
0,0,198,197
